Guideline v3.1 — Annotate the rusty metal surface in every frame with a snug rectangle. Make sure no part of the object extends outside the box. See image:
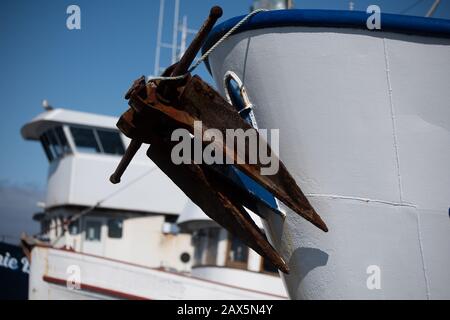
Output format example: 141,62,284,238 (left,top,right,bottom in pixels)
109,6,327,274
123,76,328,232
178,76,328,232
147,137,289,273
110,139,142,184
